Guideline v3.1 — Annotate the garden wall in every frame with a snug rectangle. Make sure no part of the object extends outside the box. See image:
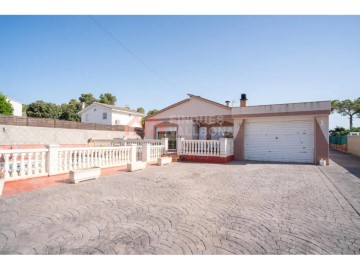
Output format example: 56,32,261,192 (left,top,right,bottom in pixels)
0,125,139,146
347,136,360,157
